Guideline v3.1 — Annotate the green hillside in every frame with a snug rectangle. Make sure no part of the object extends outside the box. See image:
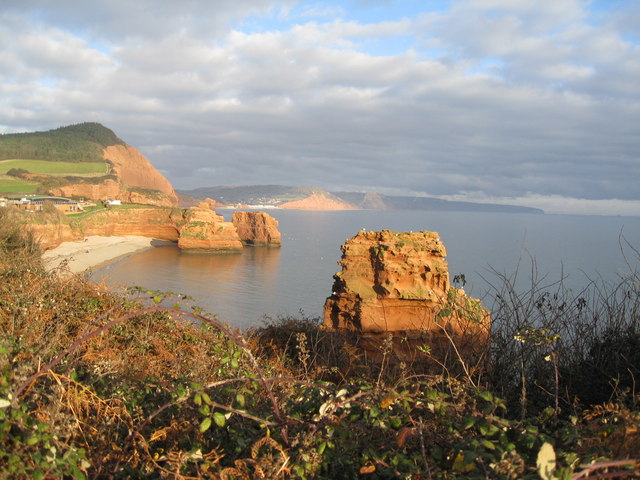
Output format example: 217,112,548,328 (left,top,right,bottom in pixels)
0,159,109,176
0,122,124,162
0,176,38,193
